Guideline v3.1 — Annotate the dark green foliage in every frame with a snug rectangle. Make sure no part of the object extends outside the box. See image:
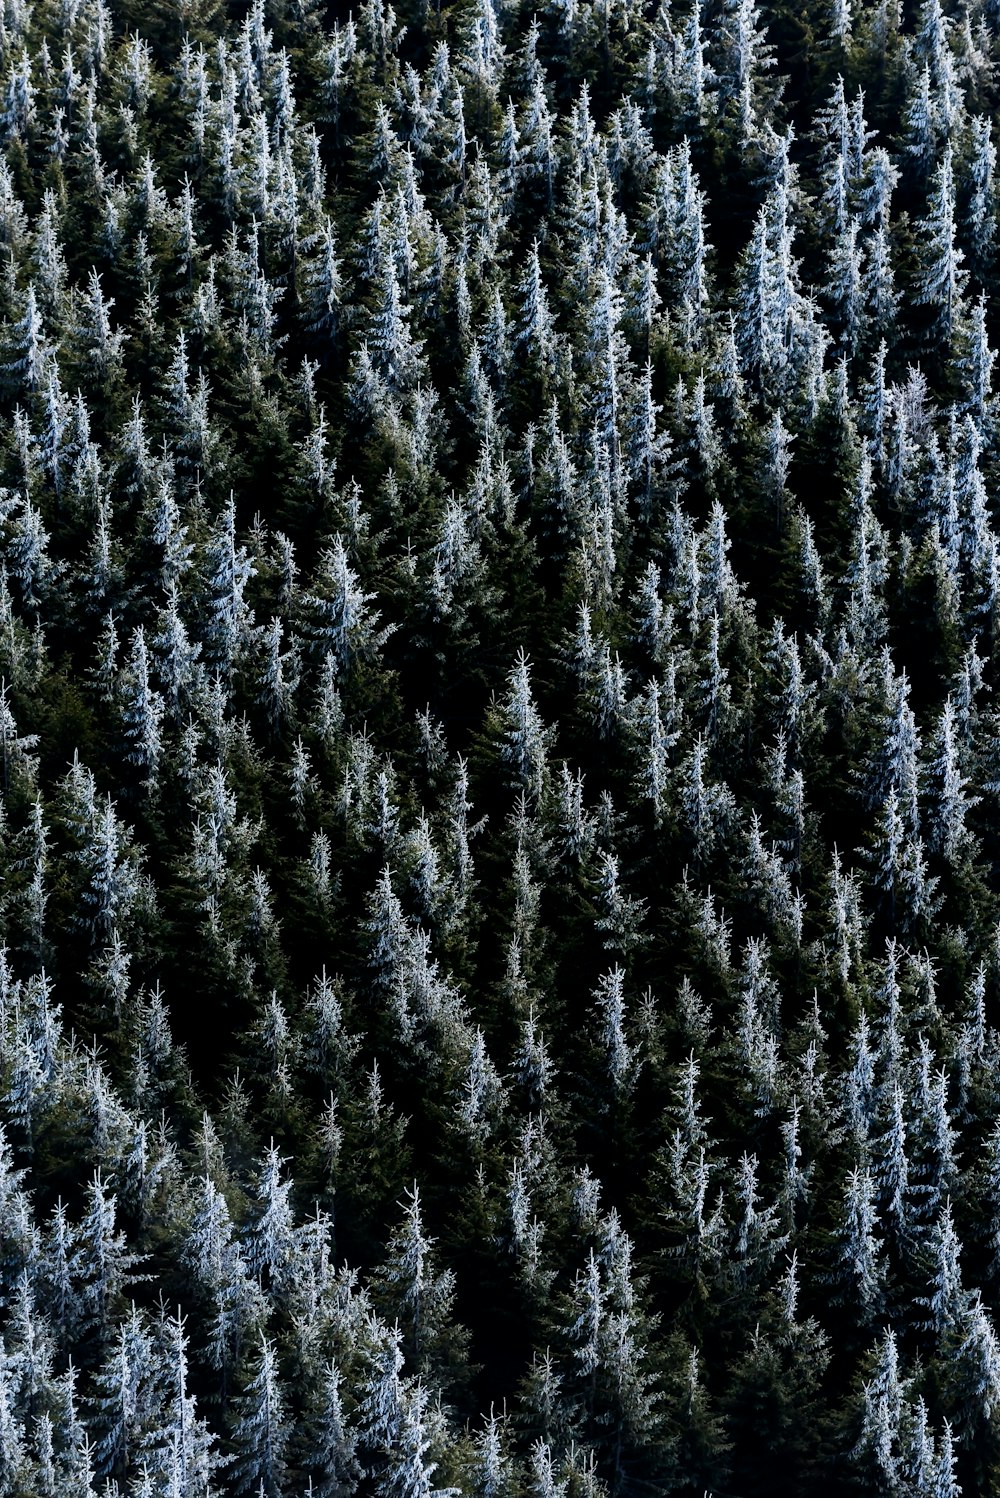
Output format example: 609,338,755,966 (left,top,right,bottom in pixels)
0,0,997,1495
